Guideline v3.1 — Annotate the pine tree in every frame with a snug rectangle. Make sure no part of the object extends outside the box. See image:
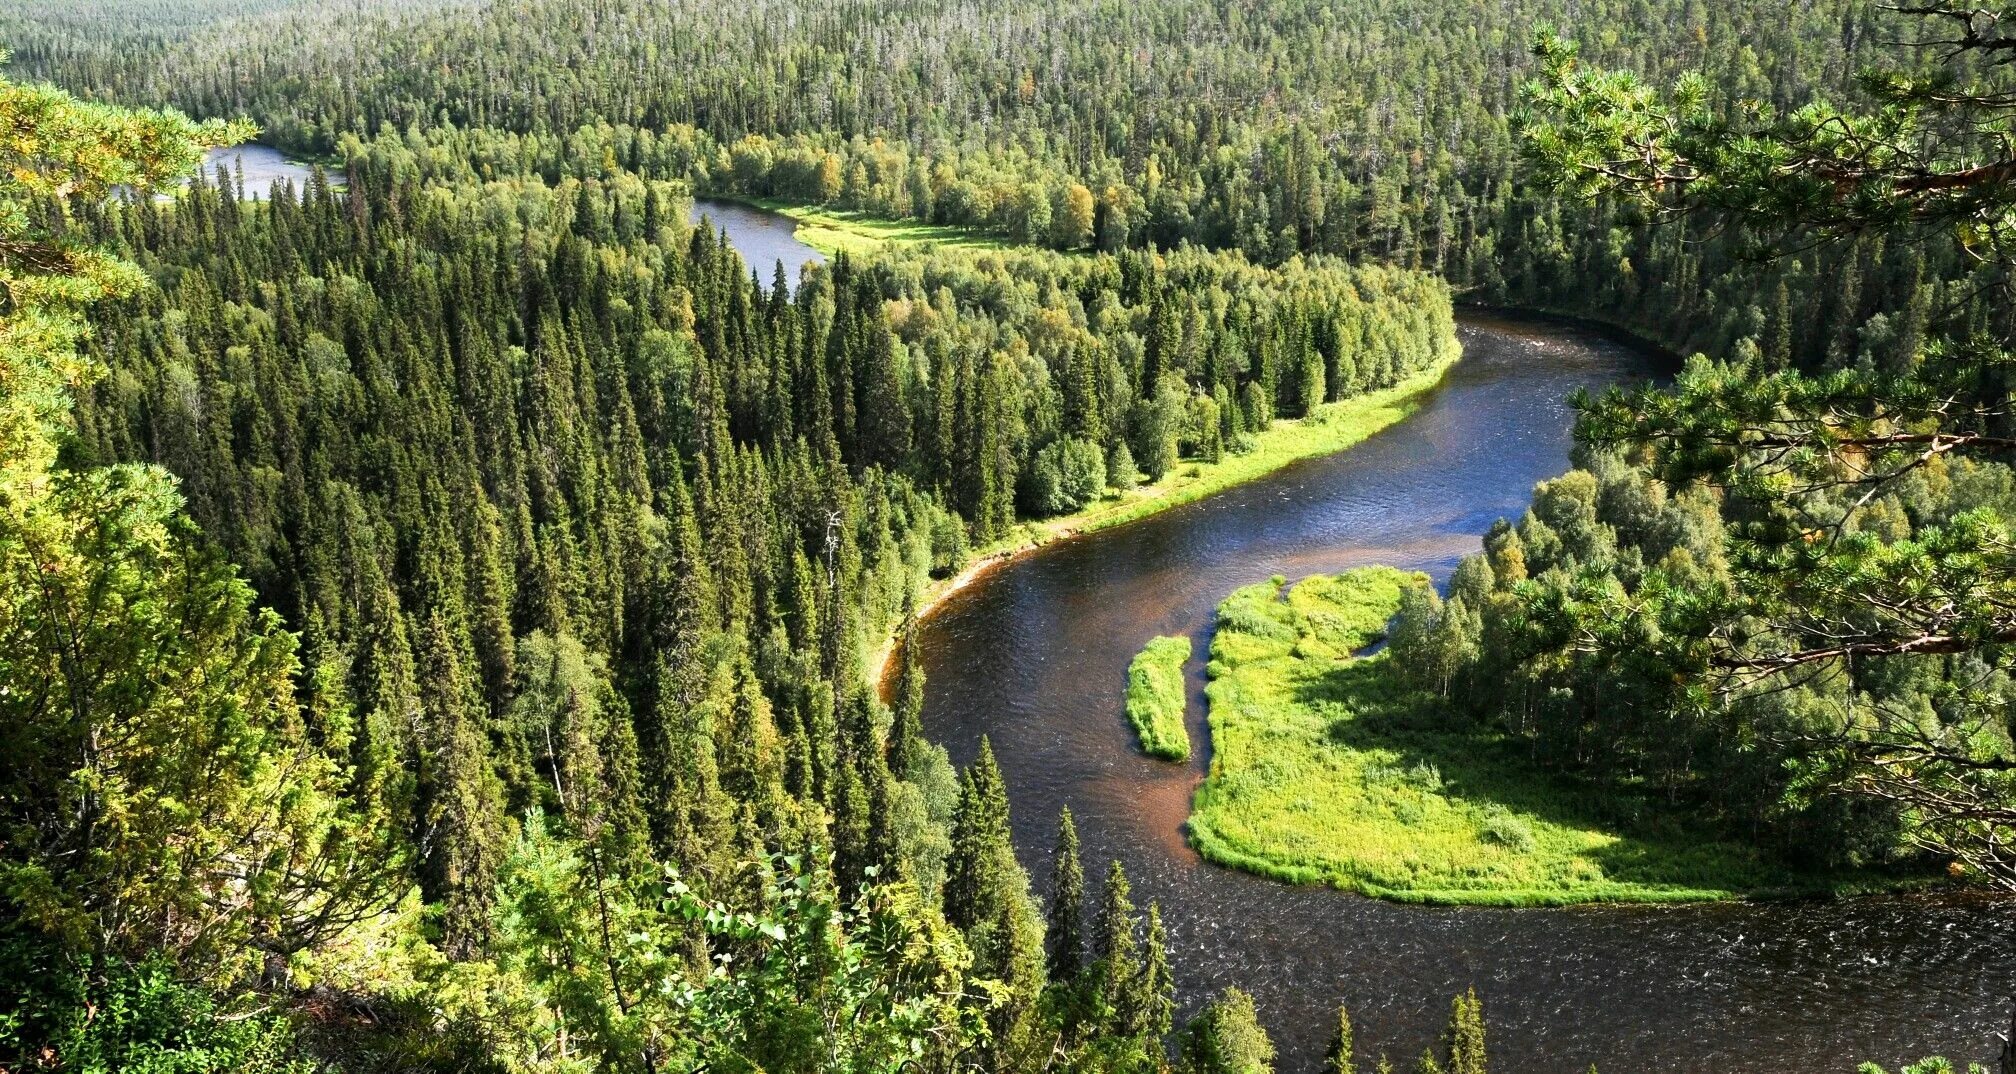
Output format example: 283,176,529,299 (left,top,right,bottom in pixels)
1046,806,1085,982
1324,1004,1356,1074
1444,989,1486,1074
